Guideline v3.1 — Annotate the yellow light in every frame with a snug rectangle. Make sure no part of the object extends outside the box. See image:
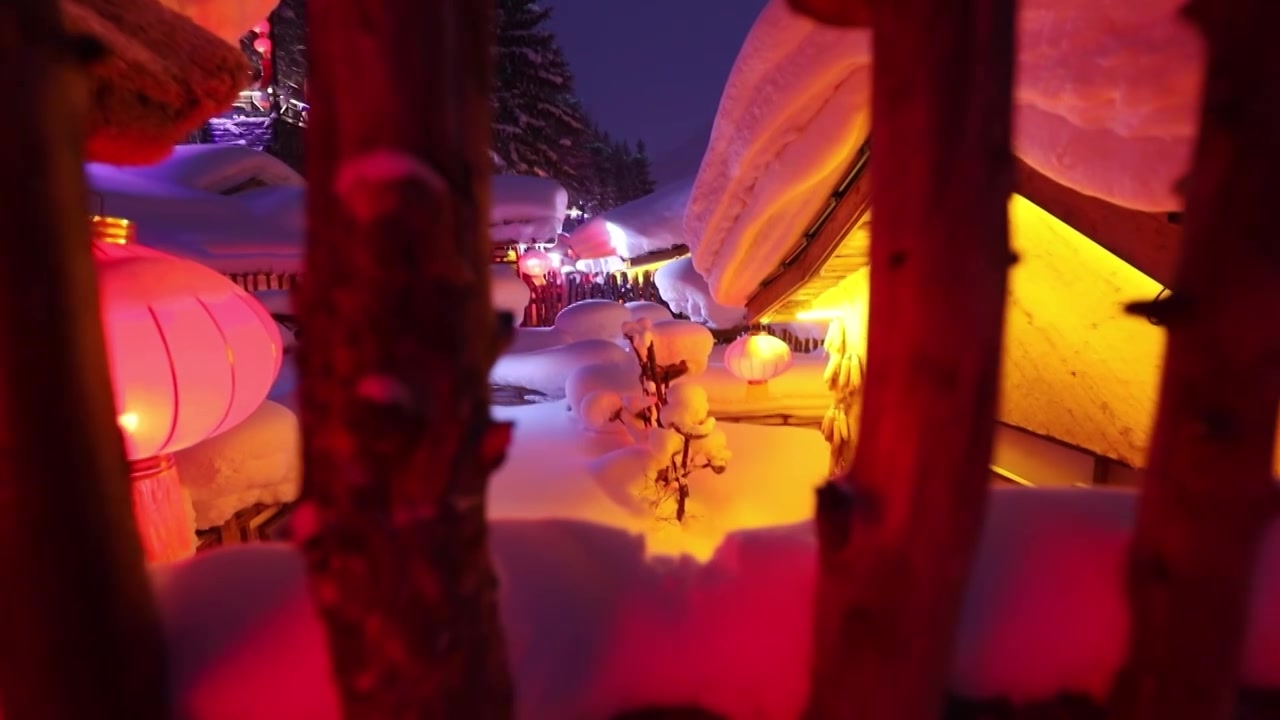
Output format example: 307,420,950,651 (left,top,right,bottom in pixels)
796,308,845,321
90,216,134,245
117,412,139,434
